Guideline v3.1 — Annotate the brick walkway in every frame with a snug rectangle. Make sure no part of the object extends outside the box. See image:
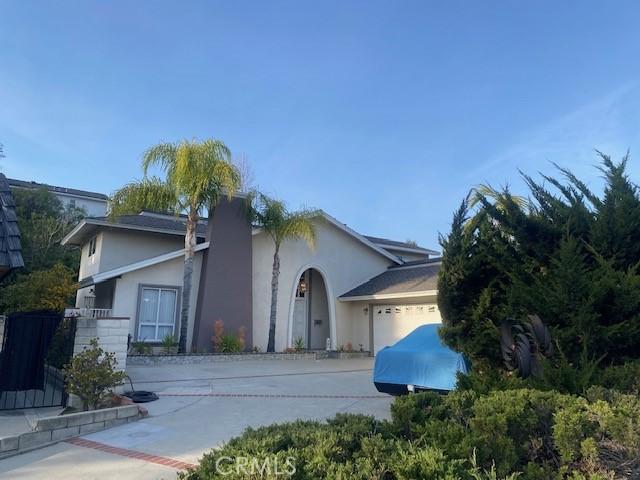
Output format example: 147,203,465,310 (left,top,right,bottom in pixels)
159,392,388,399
